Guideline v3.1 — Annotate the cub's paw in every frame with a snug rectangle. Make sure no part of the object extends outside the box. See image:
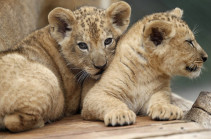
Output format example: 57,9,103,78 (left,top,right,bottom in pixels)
148,104,183,121
104,109,136,126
